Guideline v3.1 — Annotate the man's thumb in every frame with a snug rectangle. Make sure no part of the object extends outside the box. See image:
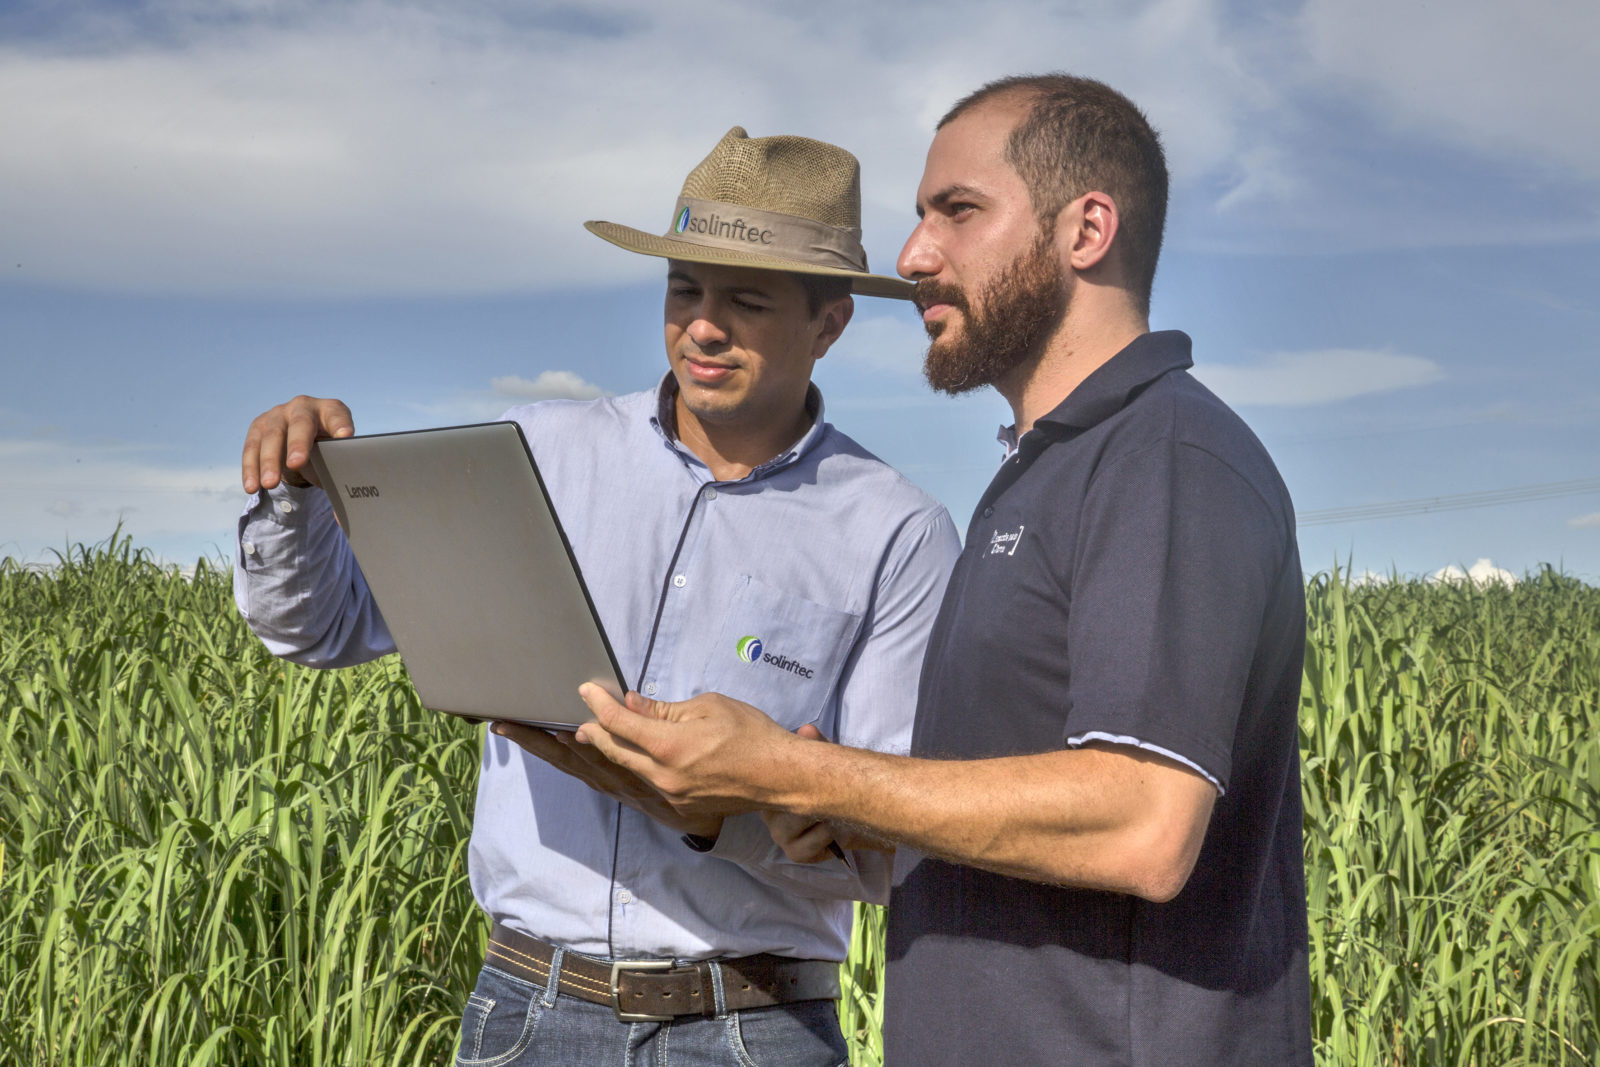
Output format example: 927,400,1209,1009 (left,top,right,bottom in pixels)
624,690,674,720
